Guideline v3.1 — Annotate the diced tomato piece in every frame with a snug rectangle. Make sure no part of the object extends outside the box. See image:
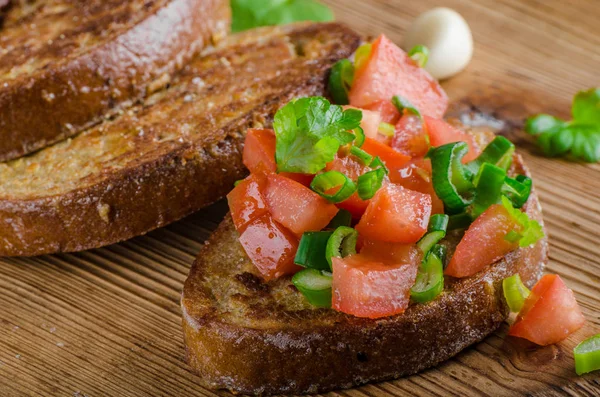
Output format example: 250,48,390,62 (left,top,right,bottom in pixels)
364,100,401,124
445,204,521,278
280,172,313,187
226,173,269,232
388,158,444,214
243,128,277,173
362,137,411,169
349,34,448,119
508,275,585,346
326,154,371,218
344,106,382,140
264,174,338,236
355,184,431,243
332,254,419,318
360,239,422,266
392,114,430,157
239,214,300,281
424,117,479,162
